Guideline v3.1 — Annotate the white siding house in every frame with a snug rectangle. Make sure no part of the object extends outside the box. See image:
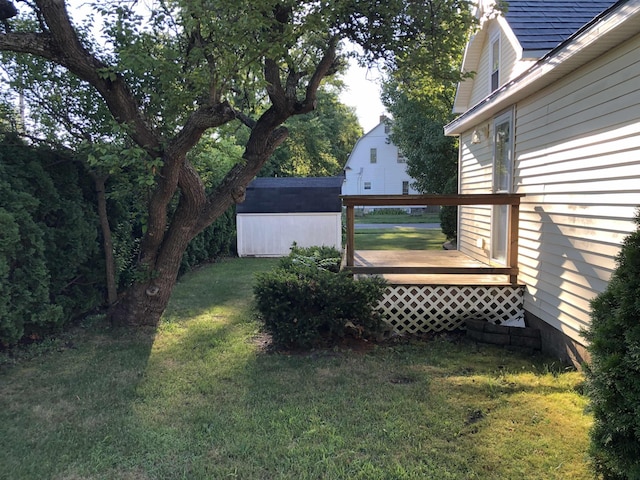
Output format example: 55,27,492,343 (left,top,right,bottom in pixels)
342,116,418,200
445,0,640,365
